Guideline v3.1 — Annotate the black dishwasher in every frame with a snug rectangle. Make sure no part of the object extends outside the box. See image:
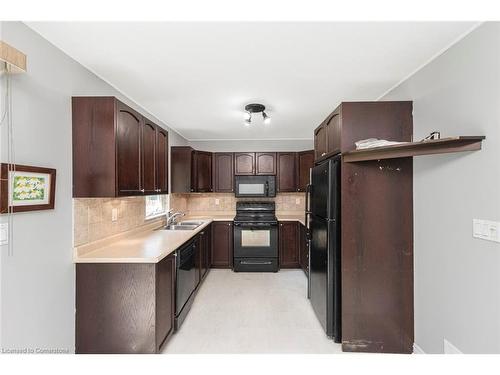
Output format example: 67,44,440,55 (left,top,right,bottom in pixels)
174,239,197,330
